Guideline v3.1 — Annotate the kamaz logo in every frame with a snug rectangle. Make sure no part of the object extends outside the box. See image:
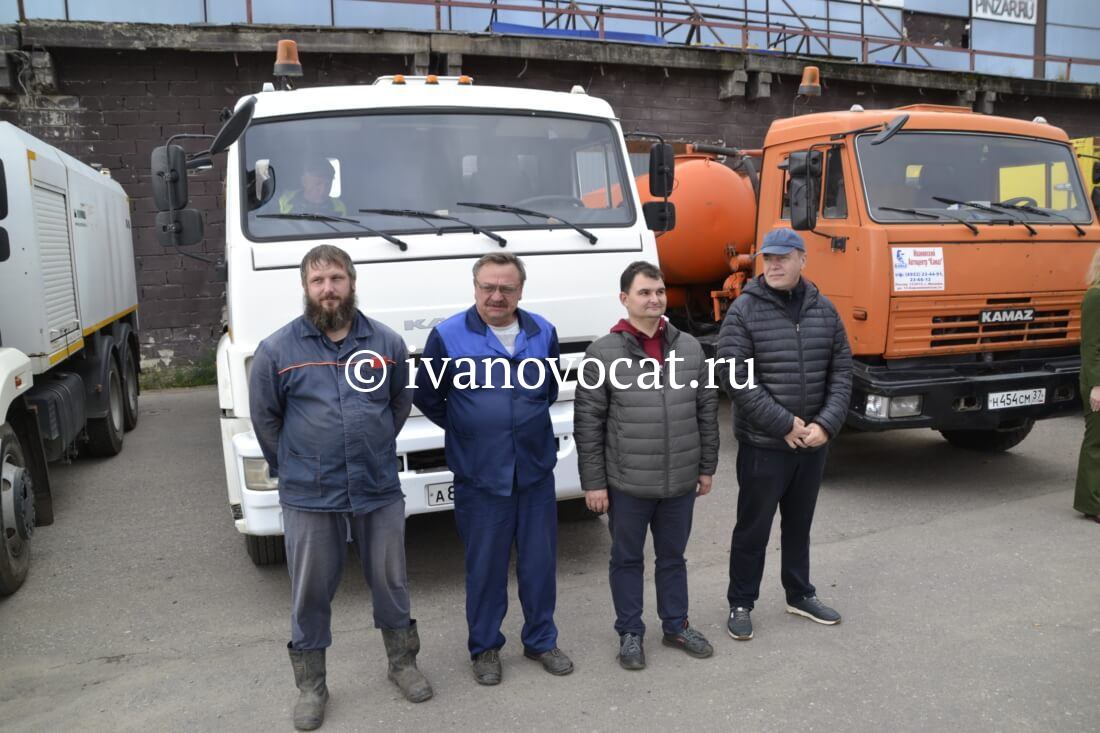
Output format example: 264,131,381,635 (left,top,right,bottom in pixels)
980,308,1035,324
404,318,445,331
